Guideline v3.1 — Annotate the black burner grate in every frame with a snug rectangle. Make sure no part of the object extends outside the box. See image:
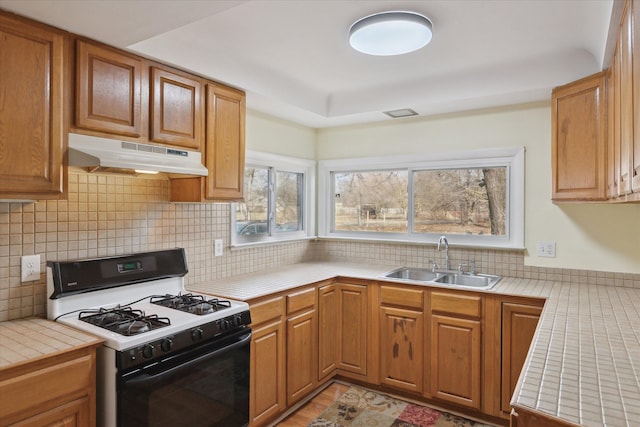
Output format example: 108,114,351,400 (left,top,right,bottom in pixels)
79,306,170,336
150,293,232,315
